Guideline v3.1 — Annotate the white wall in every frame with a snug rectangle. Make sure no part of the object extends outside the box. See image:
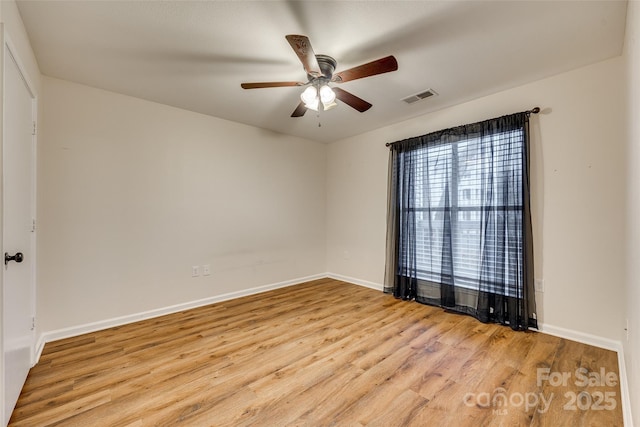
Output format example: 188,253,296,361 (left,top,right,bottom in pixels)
327,56,627,344
38,77,326,332
624,0,640,424
1,0,40,95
